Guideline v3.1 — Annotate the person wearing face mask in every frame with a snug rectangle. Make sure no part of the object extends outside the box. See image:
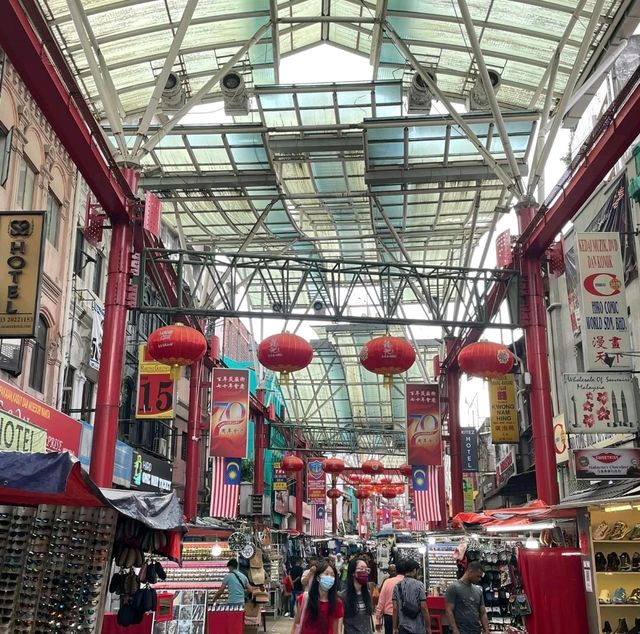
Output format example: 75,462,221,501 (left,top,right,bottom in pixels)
291,560,344,634
341,557,375,634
